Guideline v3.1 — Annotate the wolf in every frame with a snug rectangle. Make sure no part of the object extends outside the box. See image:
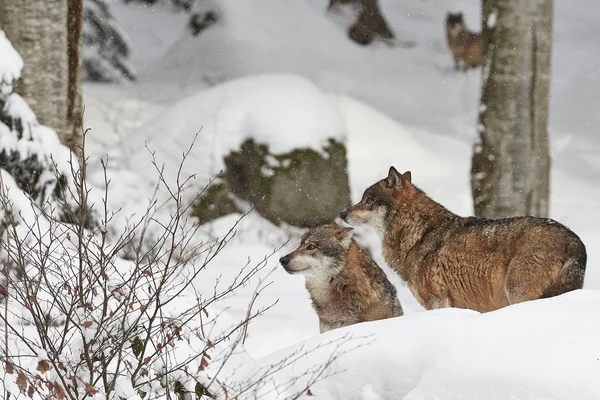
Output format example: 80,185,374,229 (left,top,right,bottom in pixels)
445,12,482,70
340,167,587,312
279,223,402,333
